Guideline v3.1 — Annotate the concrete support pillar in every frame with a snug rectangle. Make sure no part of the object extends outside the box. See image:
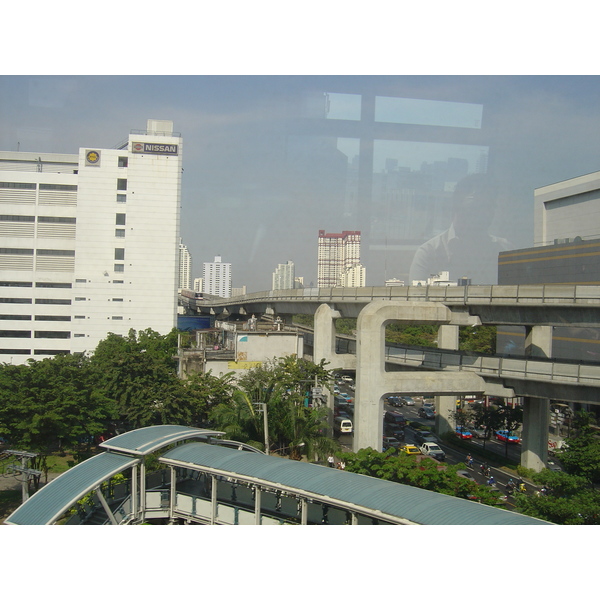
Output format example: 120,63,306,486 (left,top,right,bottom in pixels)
437,325,460,435
524,325,553,359
313,303,356,371
522,325,553,471
353,300,485,452
522,397,550,471
314,303,356,432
